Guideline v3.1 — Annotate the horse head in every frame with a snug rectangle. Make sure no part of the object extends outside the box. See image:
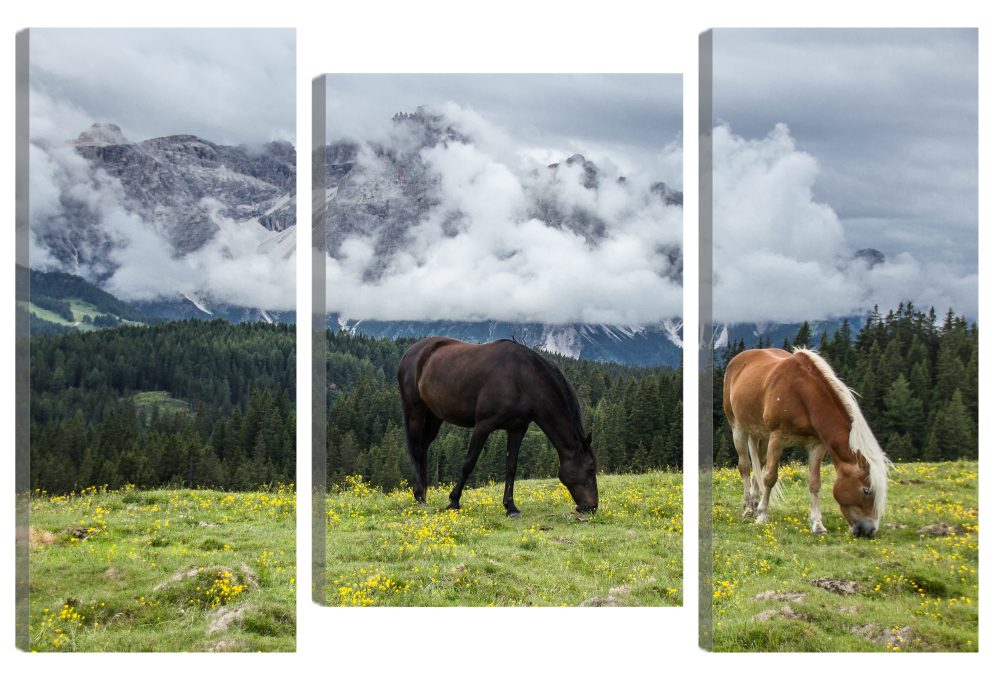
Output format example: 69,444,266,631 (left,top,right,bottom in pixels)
832,456,879,538
558,433,599,513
